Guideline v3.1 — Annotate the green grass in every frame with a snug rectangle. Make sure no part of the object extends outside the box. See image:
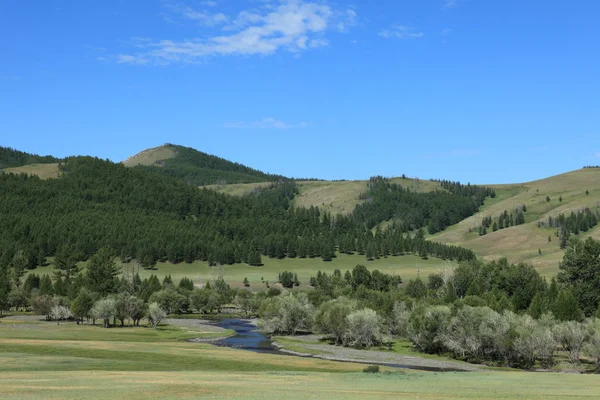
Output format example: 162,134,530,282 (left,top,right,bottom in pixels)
1,368,600,399
2,316,600,399
29,253,451,289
